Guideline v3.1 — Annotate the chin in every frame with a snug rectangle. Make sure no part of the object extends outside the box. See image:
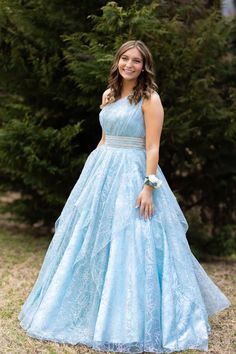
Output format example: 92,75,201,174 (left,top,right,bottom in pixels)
120,72,139,81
